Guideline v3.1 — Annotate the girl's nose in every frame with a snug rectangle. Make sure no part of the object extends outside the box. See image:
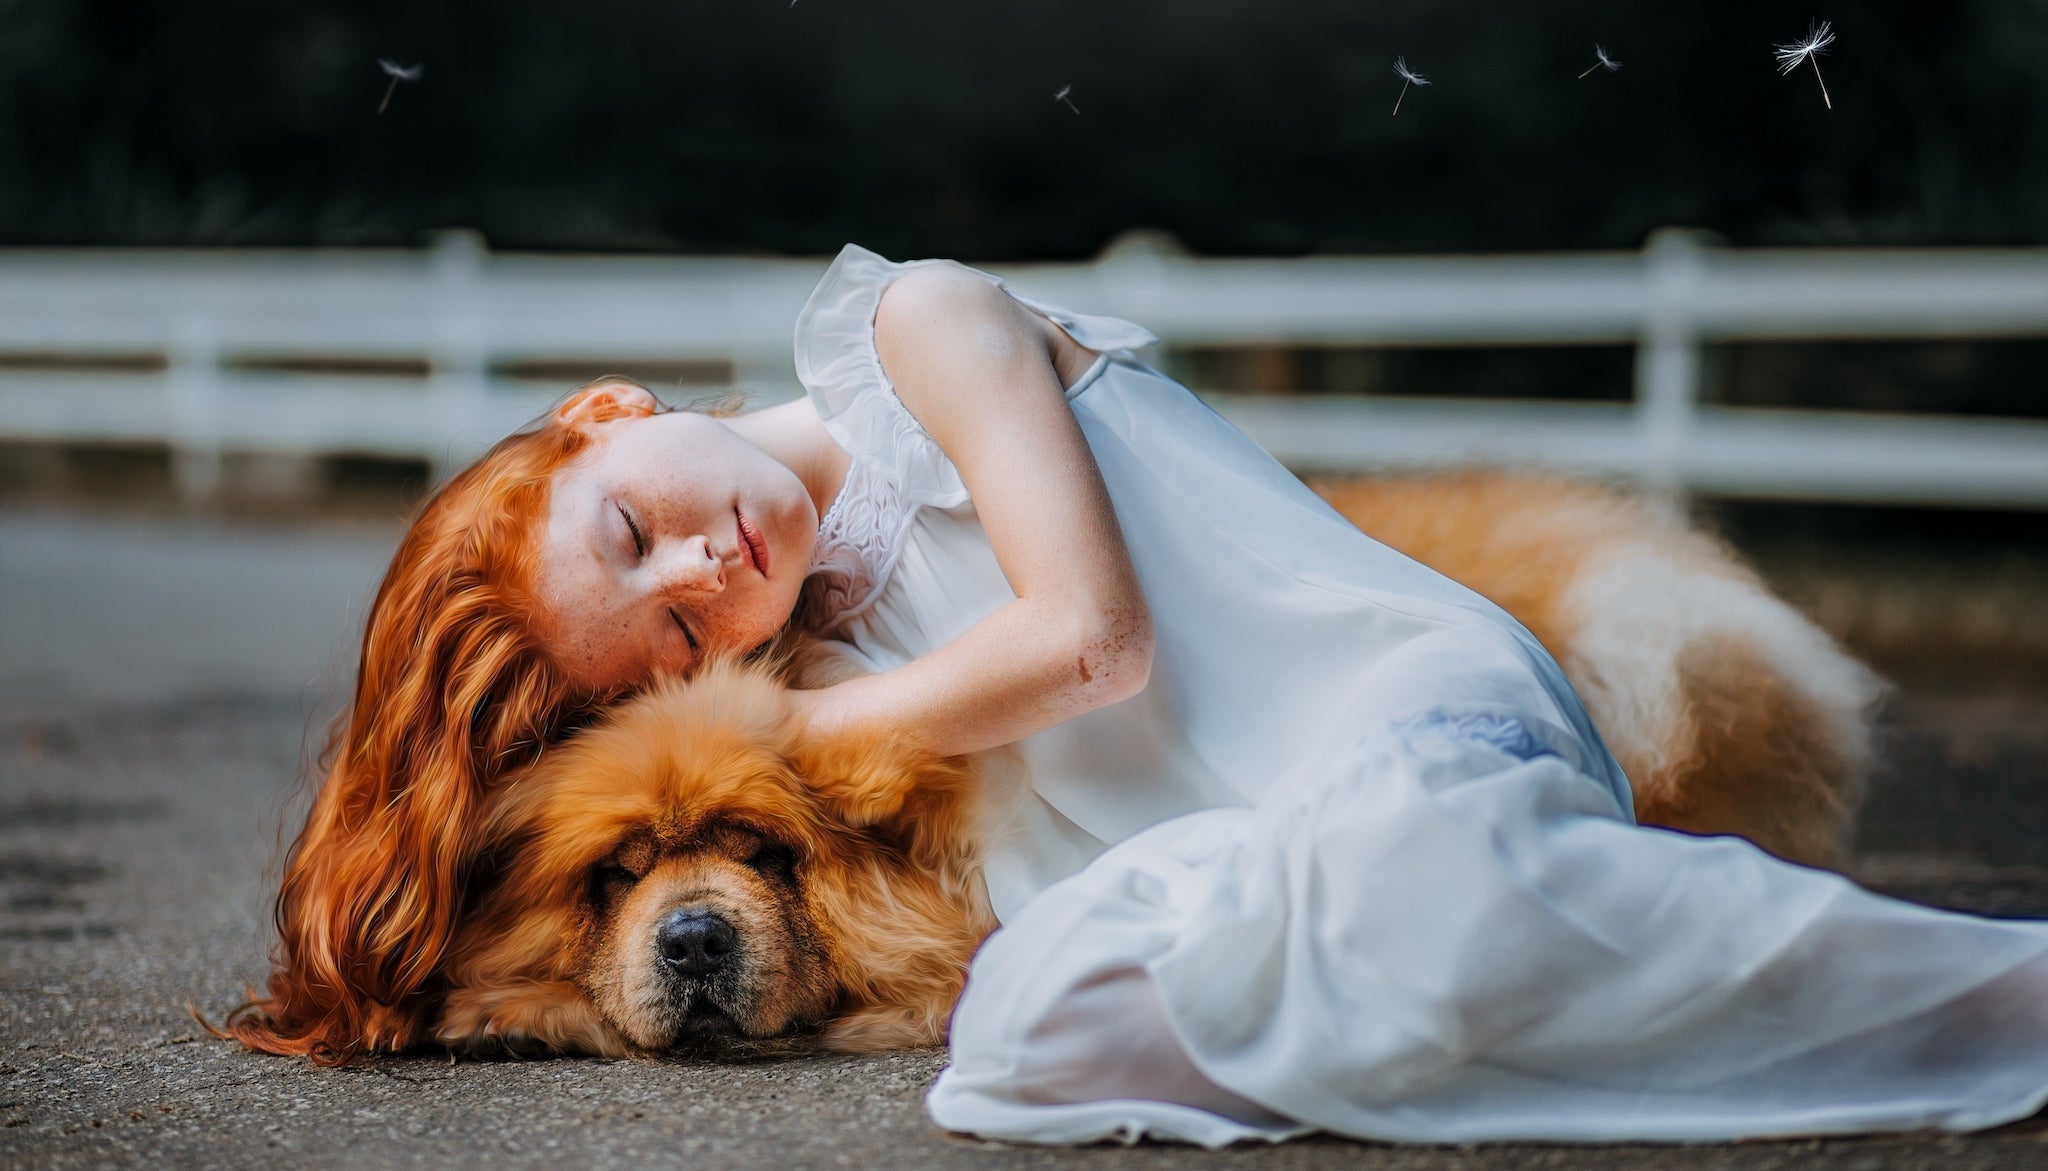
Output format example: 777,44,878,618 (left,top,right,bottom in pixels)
660,534,725,594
